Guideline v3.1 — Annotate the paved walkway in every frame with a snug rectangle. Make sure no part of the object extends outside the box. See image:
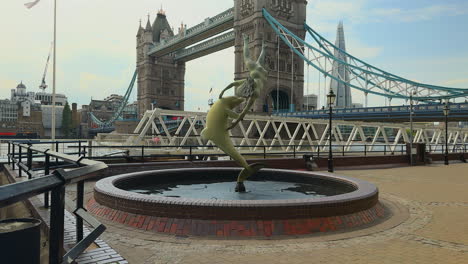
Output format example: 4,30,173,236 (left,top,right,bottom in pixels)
90,163,468,264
